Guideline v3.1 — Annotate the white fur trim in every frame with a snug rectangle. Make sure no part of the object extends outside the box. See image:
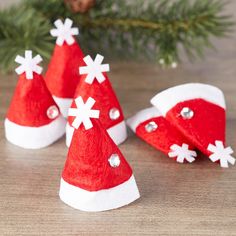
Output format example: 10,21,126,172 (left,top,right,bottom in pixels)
126,107,161,132
59,175,140,212
53,96,72,118
107,120,127,145
150,83,226,116
66,120,127,147
65,123,74,147
5,115,66,149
